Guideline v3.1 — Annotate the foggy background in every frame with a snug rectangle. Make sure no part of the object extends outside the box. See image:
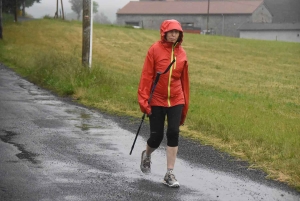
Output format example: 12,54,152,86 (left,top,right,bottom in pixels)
26,0,138,23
